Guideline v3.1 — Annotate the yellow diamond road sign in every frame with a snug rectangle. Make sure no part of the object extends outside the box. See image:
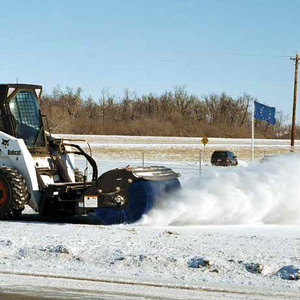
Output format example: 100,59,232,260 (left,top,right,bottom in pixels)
201,136,208,145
